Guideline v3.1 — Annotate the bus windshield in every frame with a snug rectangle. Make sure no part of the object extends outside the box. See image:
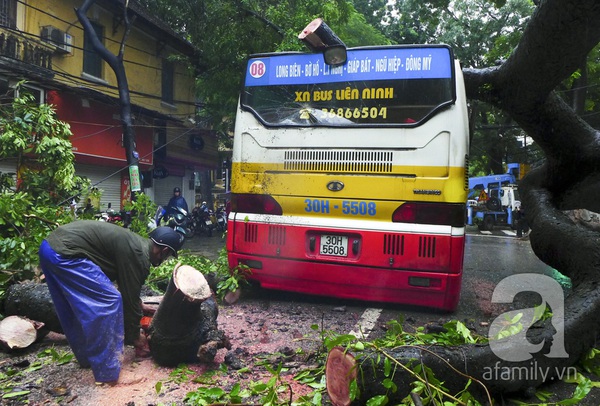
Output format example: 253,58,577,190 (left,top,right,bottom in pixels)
241,45,456,127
